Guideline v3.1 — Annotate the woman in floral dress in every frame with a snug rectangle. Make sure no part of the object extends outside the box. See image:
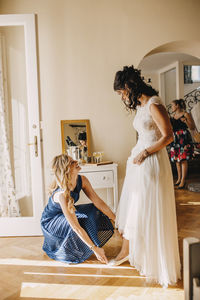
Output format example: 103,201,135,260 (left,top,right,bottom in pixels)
170,99,195,189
